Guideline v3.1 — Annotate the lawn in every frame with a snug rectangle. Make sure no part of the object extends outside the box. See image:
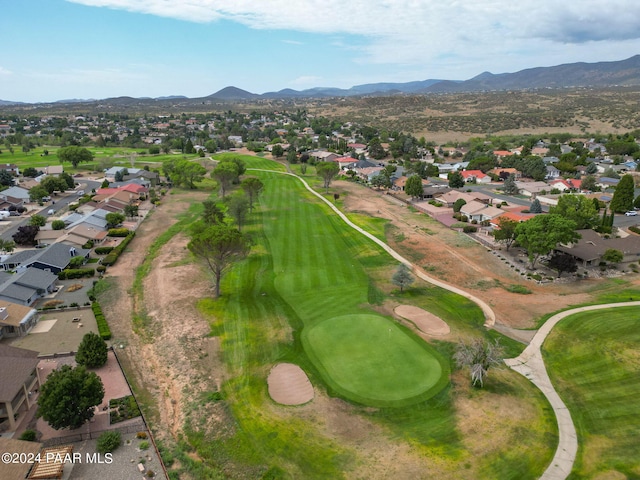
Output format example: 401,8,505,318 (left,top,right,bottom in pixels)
543,306,640,478
257,169,448,406
304,314,448,406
